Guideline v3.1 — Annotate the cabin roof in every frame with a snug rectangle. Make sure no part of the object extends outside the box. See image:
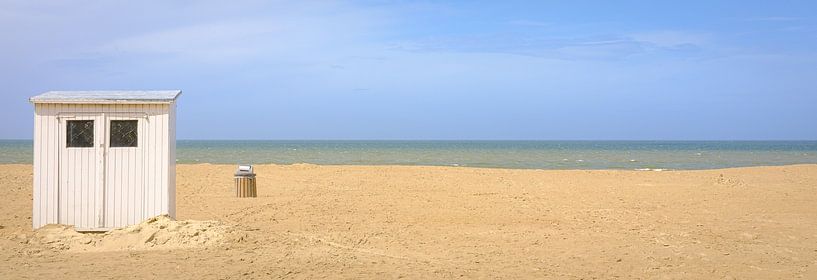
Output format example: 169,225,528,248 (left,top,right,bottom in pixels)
29,90,181,104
